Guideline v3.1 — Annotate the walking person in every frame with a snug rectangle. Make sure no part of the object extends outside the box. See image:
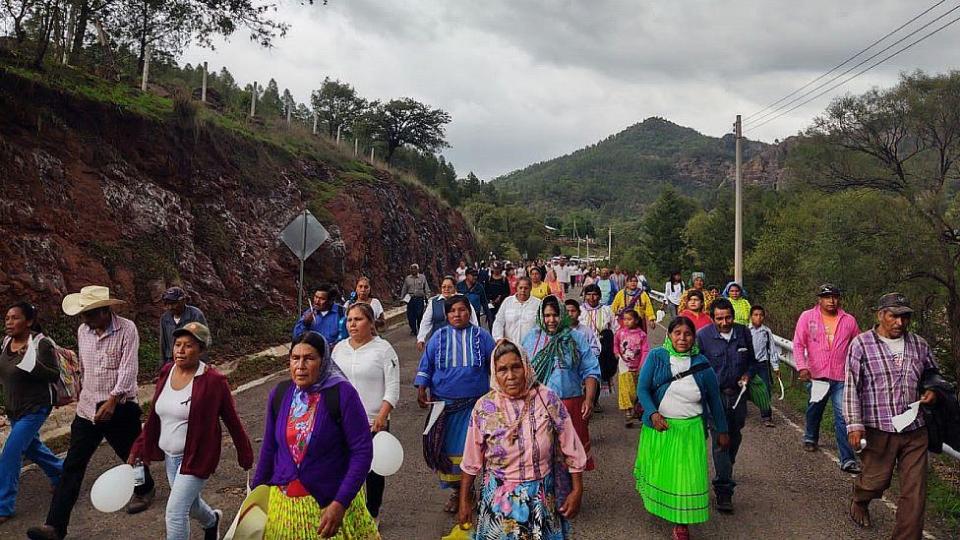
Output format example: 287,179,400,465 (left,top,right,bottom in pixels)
596,268,619,306
845,293,939,539
158,287,206,369
721,283,751,327
253,331,379,539
345,277,386,331
128,322,253,540
792,284,861,473
749,306,780,428
679,272,715,314
400,264,431,337
664,271,685,319
565,300,601,359
457,269,492,327
415,295,495,514
458,341,587,539
546,268,565,300
332,303,400,523
293,284,347,346
695,298,757,514
614,309,649,428
483,263,511,328
455,260,468,283
492,277,541,346
29,286,156,540
611,275,656,331
523,295,601,471
0,302,63,524
679,290,712,330
416,276,478,353
580,284,616,404
635,316,730,540
529,267,550,300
